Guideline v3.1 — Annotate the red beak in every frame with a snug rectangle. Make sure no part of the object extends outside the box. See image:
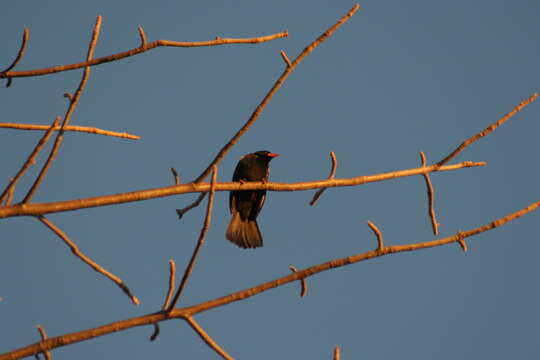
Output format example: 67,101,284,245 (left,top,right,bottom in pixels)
267,153,280,158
